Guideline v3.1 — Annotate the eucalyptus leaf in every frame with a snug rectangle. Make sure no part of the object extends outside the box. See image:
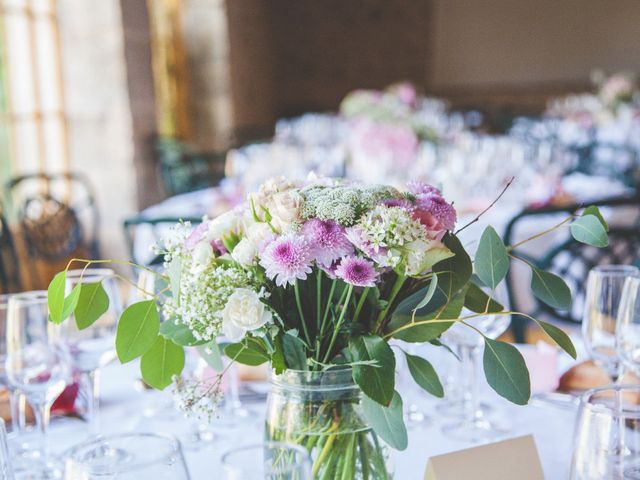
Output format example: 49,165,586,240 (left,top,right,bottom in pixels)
483,338,530,405
272,337,287,374
47,271,67,324
197,341,224,371
224,338,270,366
405,353,444,398
349,335,396,406
583,206,608,231
464,282,504,314
361,391,408,451
475,226,509,289
74,282,109,330
159,318,207,346
536,319,577,359
140,336,185,390
282,334,307,370
62,284,81,322
413,274,438,311
530,267,572,310
570,215,609,247
116,300,161,363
